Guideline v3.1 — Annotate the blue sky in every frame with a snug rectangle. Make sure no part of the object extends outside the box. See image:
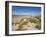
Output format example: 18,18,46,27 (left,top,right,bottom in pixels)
12,6,41,16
